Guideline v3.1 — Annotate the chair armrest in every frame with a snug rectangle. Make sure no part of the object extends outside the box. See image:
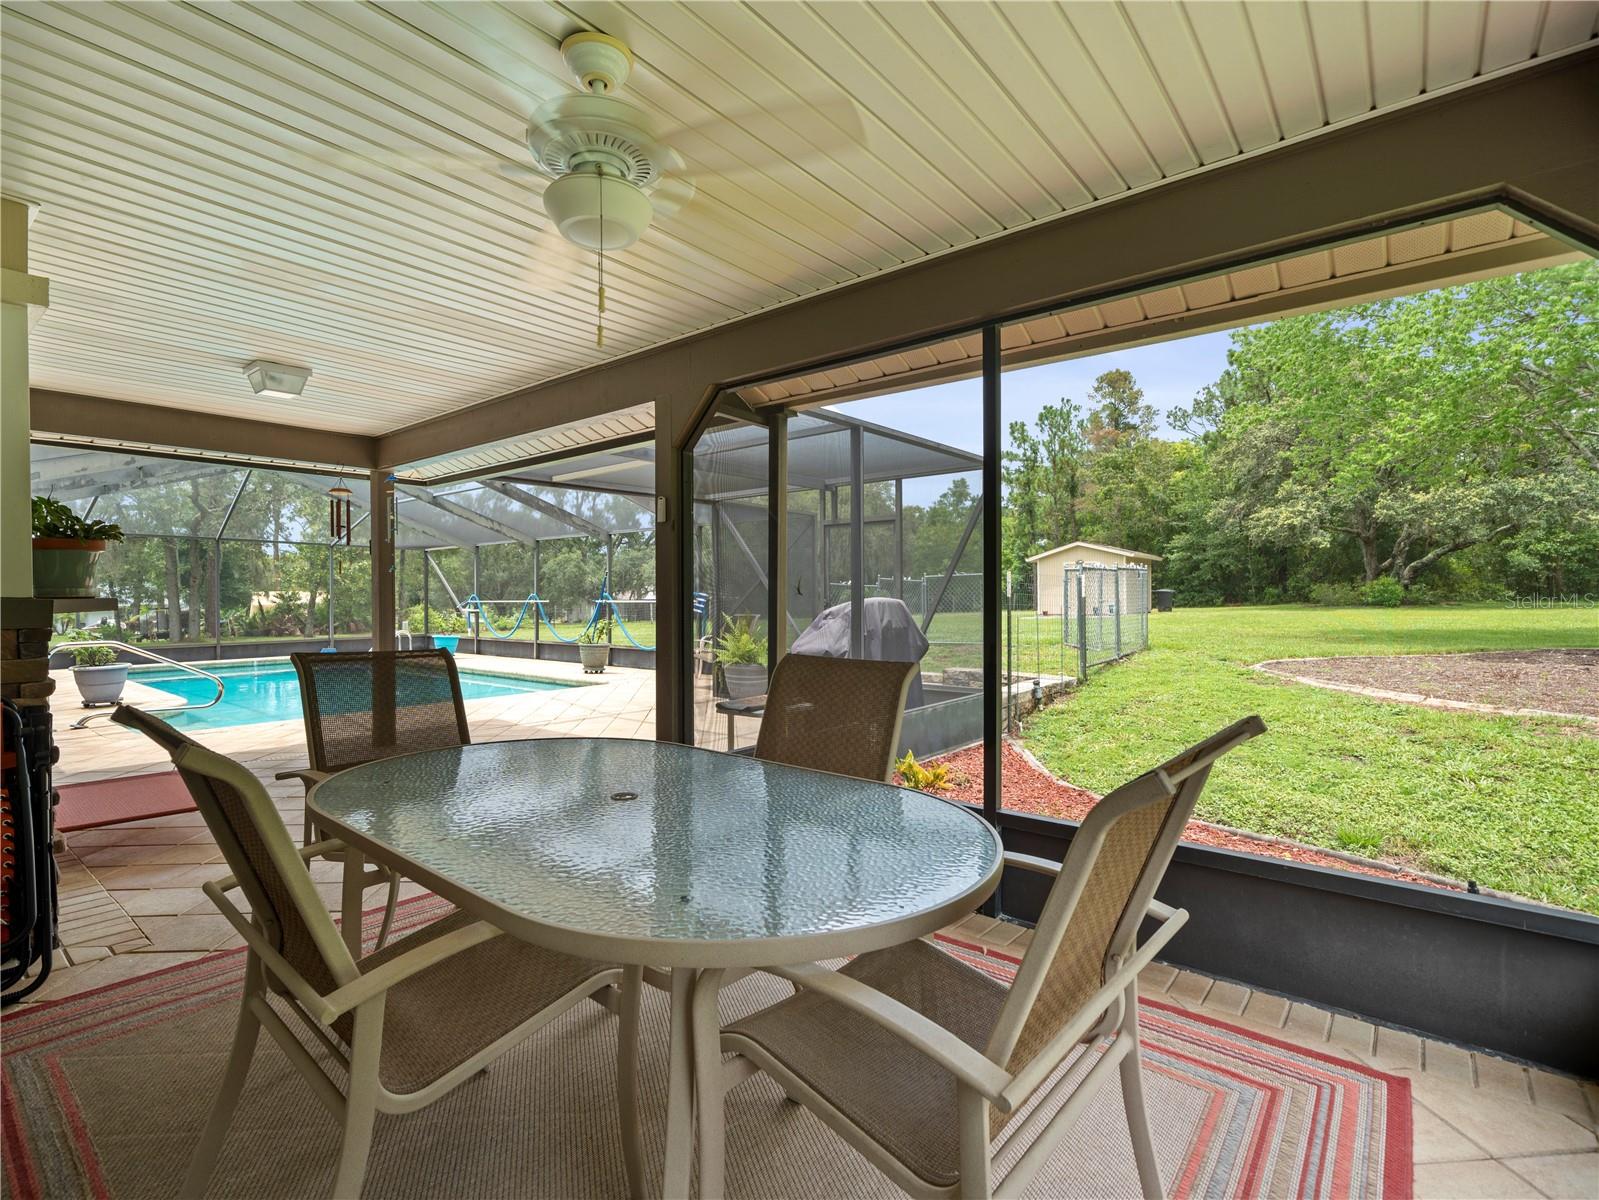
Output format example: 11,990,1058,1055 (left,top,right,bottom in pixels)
1003,852,1061,879
320,919,508,1018
768,961,1014,1107
275,767,333,789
